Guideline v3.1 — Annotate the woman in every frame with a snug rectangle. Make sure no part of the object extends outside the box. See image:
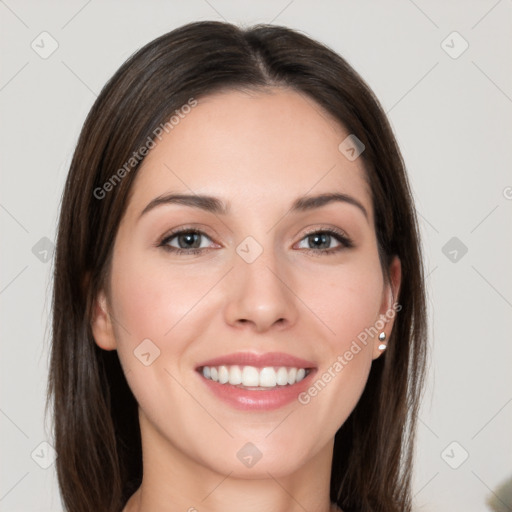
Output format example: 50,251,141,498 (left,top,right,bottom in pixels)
47,20,427,512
